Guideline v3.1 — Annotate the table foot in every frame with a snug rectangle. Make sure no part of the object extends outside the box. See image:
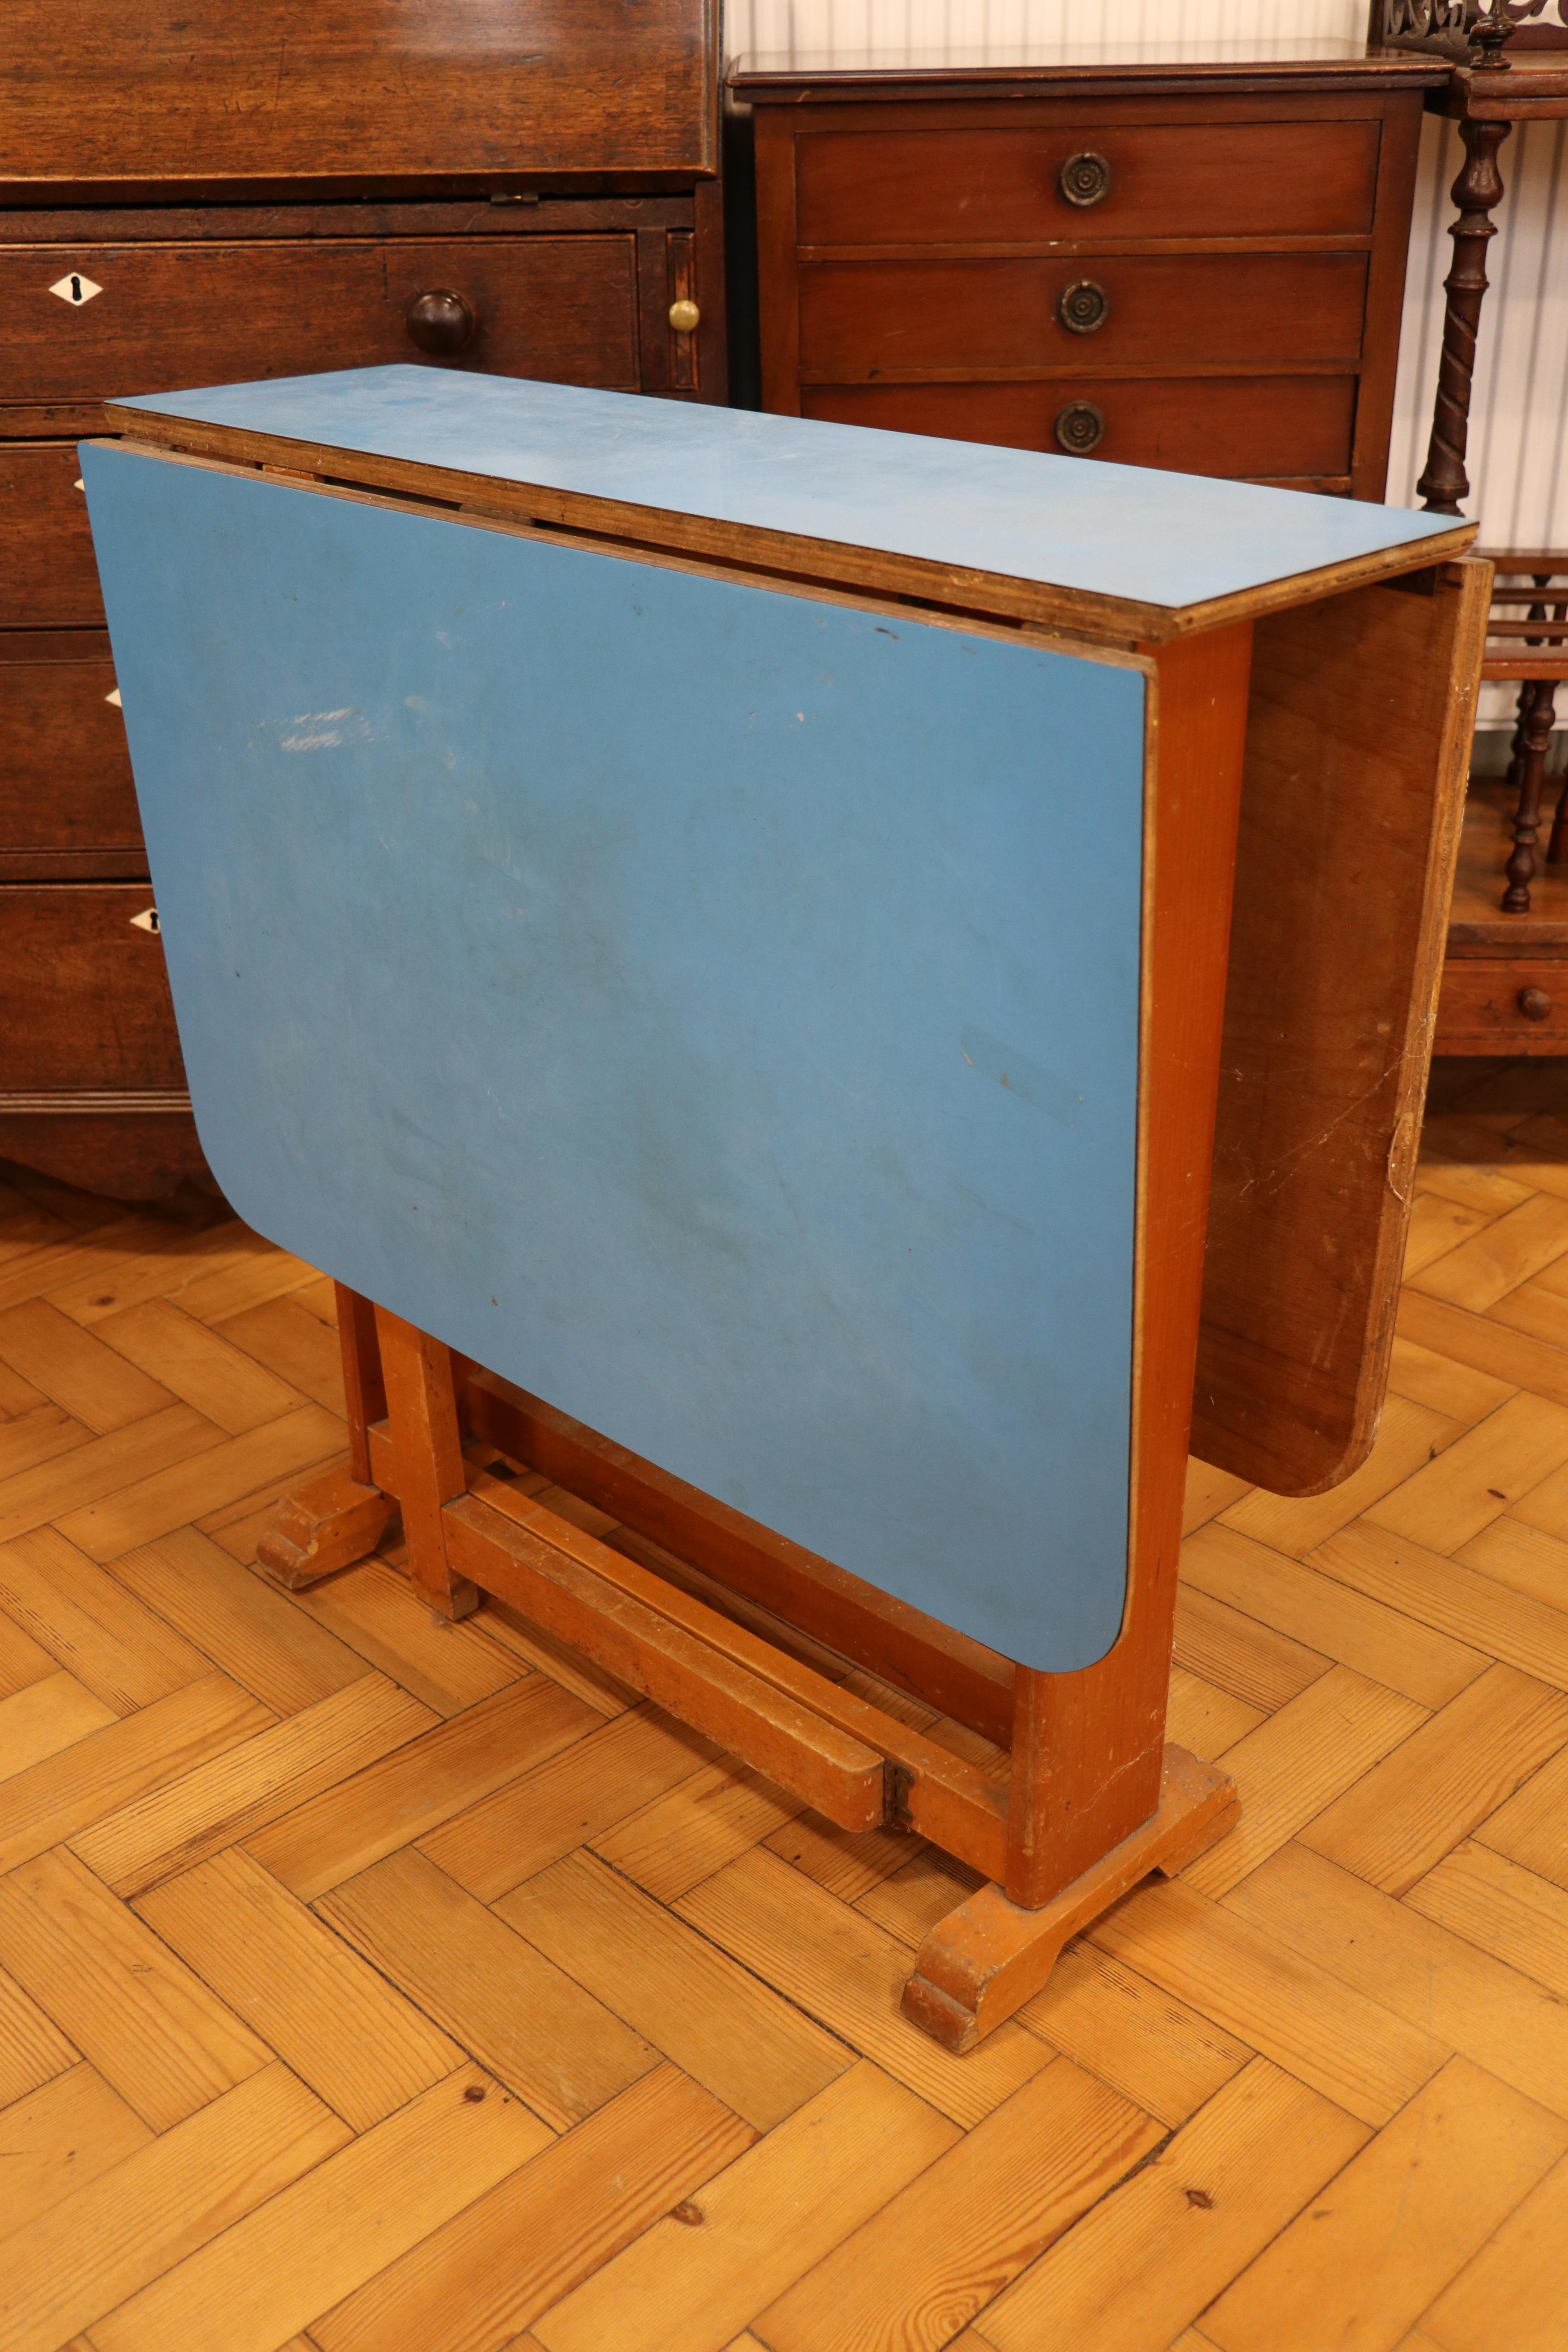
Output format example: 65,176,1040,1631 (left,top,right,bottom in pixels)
901,1744,1238,2051
256,1458,396,1589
